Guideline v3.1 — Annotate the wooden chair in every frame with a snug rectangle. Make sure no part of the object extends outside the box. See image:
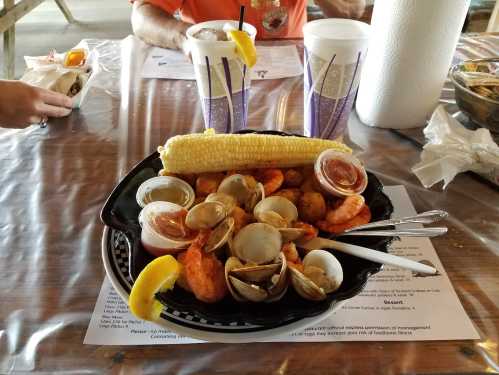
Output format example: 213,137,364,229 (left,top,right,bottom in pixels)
0,0,75,79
